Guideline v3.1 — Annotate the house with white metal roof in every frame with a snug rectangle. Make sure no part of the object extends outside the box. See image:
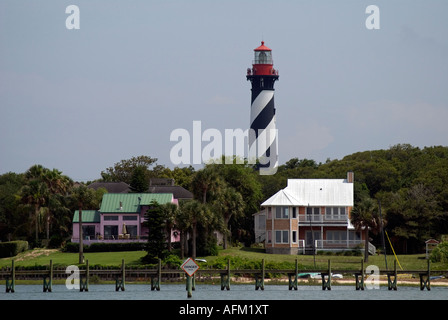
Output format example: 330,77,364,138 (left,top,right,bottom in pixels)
255,172,366,254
